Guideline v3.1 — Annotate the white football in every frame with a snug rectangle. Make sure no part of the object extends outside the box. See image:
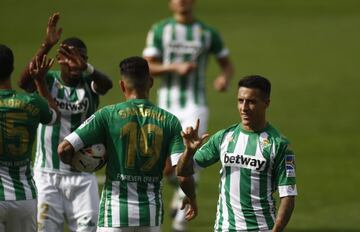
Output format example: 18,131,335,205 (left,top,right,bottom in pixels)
71,143,107,172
